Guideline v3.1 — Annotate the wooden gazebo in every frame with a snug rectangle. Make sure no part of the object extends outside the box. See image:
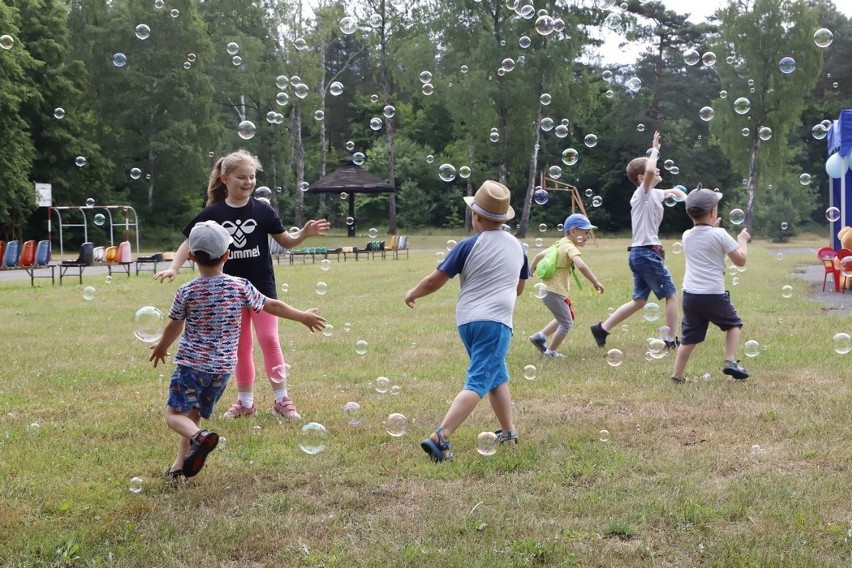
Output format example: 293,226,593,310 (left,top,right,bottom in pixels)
305,156,396,237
